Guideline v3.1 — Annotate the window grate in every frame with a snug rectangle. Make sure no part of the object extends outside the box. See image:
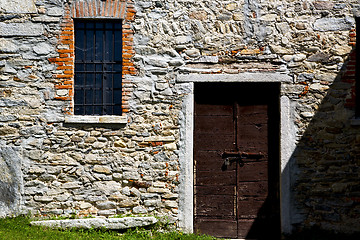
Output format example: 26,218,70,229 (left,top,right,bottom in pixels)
356,17,360,117
74,20,122,115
